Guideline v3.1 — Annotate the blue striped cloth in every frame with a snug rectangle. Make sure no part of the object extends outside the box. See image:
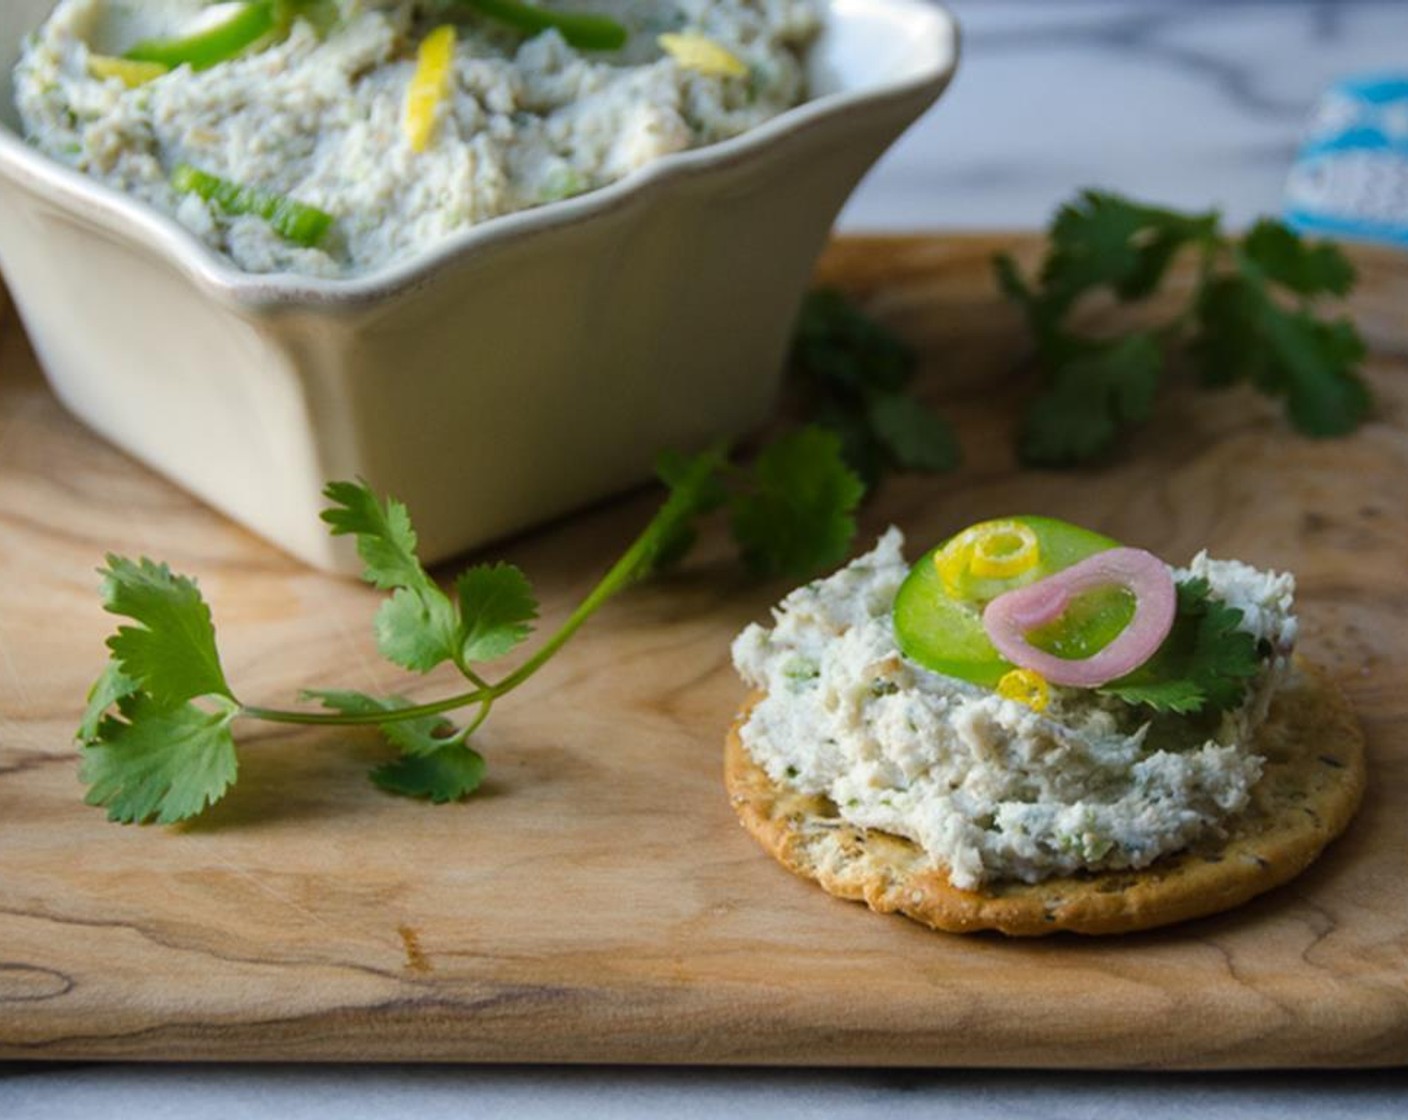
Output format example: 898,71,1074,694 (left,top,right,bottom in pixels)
1286,74,1408,247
